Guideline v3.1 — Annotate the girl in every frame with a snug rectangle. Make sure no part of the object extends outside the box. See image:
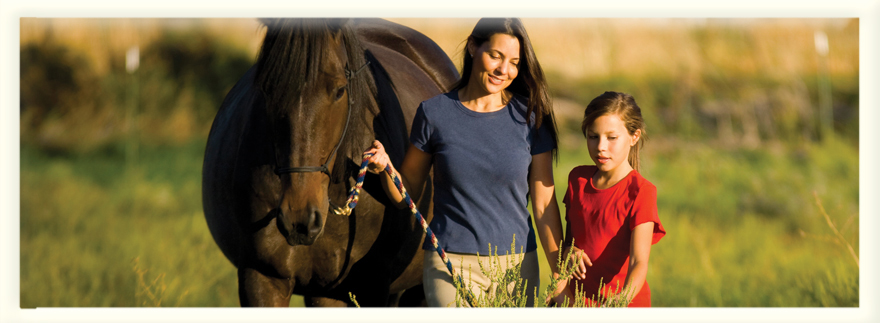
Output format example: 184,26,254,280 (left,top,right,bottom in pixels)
365,18,566,307
558,91,666,307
